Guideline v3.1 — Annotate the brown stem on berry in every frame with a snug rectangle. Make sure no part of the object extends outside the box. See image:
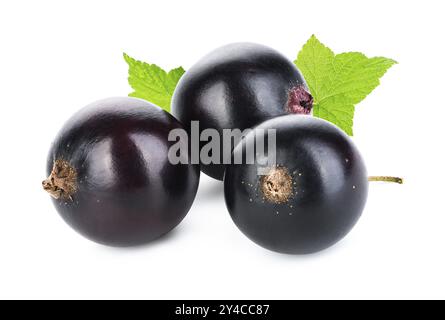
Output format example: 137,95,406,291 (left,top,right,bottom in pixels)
260,166,293,204
42,159,77,200
368,176,403,184
286,85,313,115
